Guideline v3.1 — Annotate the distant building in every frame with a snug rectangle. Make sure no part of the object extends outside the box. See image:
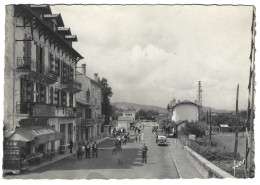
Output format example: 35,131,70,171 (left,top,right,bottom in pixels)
117,110,135,130
170,100,199,122
75,73,103,144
